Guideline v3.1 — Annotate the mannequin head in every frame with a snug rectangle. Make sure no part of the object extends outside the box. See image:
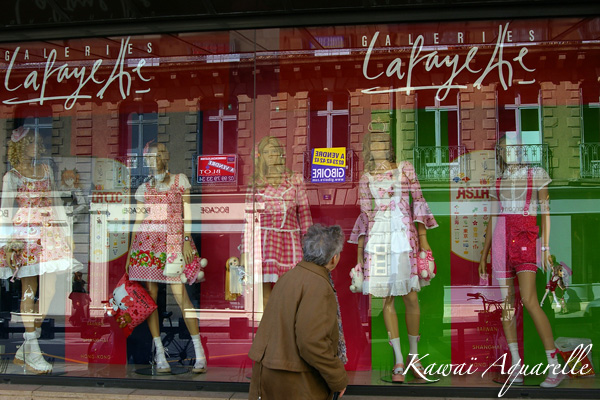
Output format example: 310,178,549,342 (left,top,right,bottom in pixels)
255,136,287,184
7,127,45,166
363,132,395,173
144,142,169,174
